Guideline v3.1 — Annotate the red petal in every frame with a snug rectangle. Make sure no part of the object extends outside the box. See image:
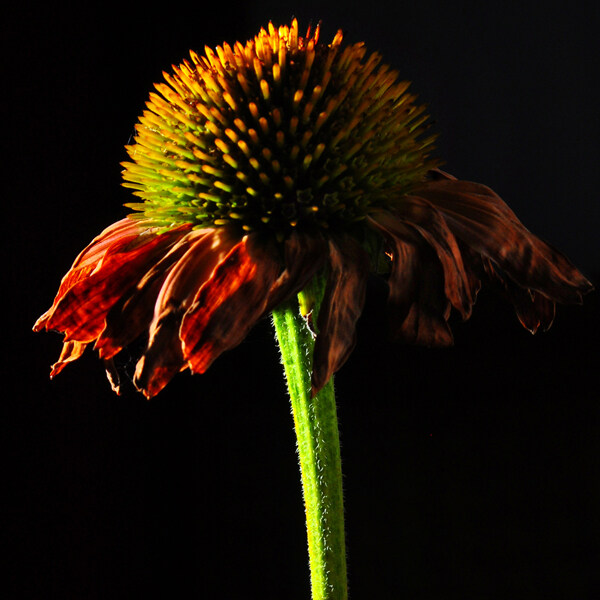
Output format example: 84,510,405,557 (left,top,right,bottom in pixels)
45,226,188,343
133,229,233,397
34,219,144,331
95,229,202,360
312,237,370,394
180,236,281,375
